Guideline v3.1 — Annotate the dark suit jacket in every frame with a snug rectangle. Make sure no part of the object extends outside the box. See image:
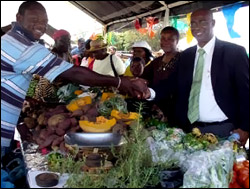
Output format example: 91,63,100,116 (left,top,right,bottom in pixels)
154,38,249,132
